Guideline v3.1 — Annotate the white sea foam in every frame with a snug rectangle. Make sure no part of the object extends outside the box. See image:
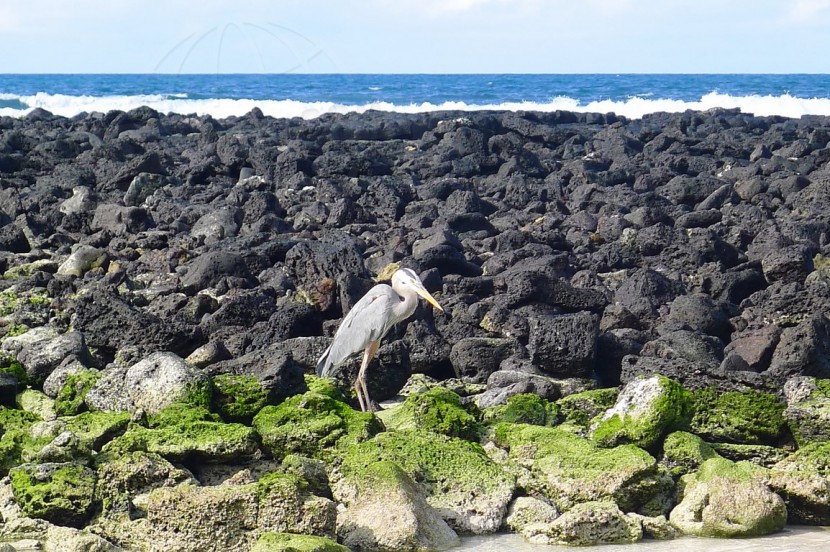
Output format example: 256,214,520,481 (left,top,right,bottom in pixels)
2,91,830,120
